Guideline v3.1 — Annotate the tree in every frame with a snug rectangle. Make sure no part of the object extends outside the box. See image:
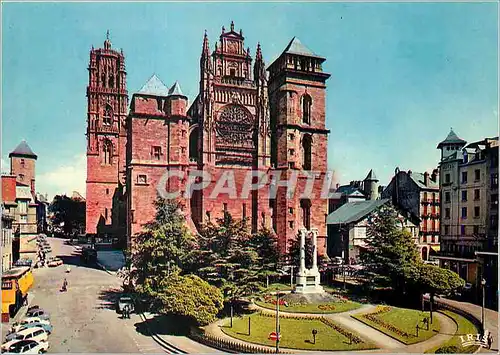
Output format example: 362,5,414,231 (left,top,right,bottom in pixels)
248,226,280,271
286,232,314,269
128,197,196,295
49,195,85,235
195,213,262,300
360,205,420,290
153,273,223,326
